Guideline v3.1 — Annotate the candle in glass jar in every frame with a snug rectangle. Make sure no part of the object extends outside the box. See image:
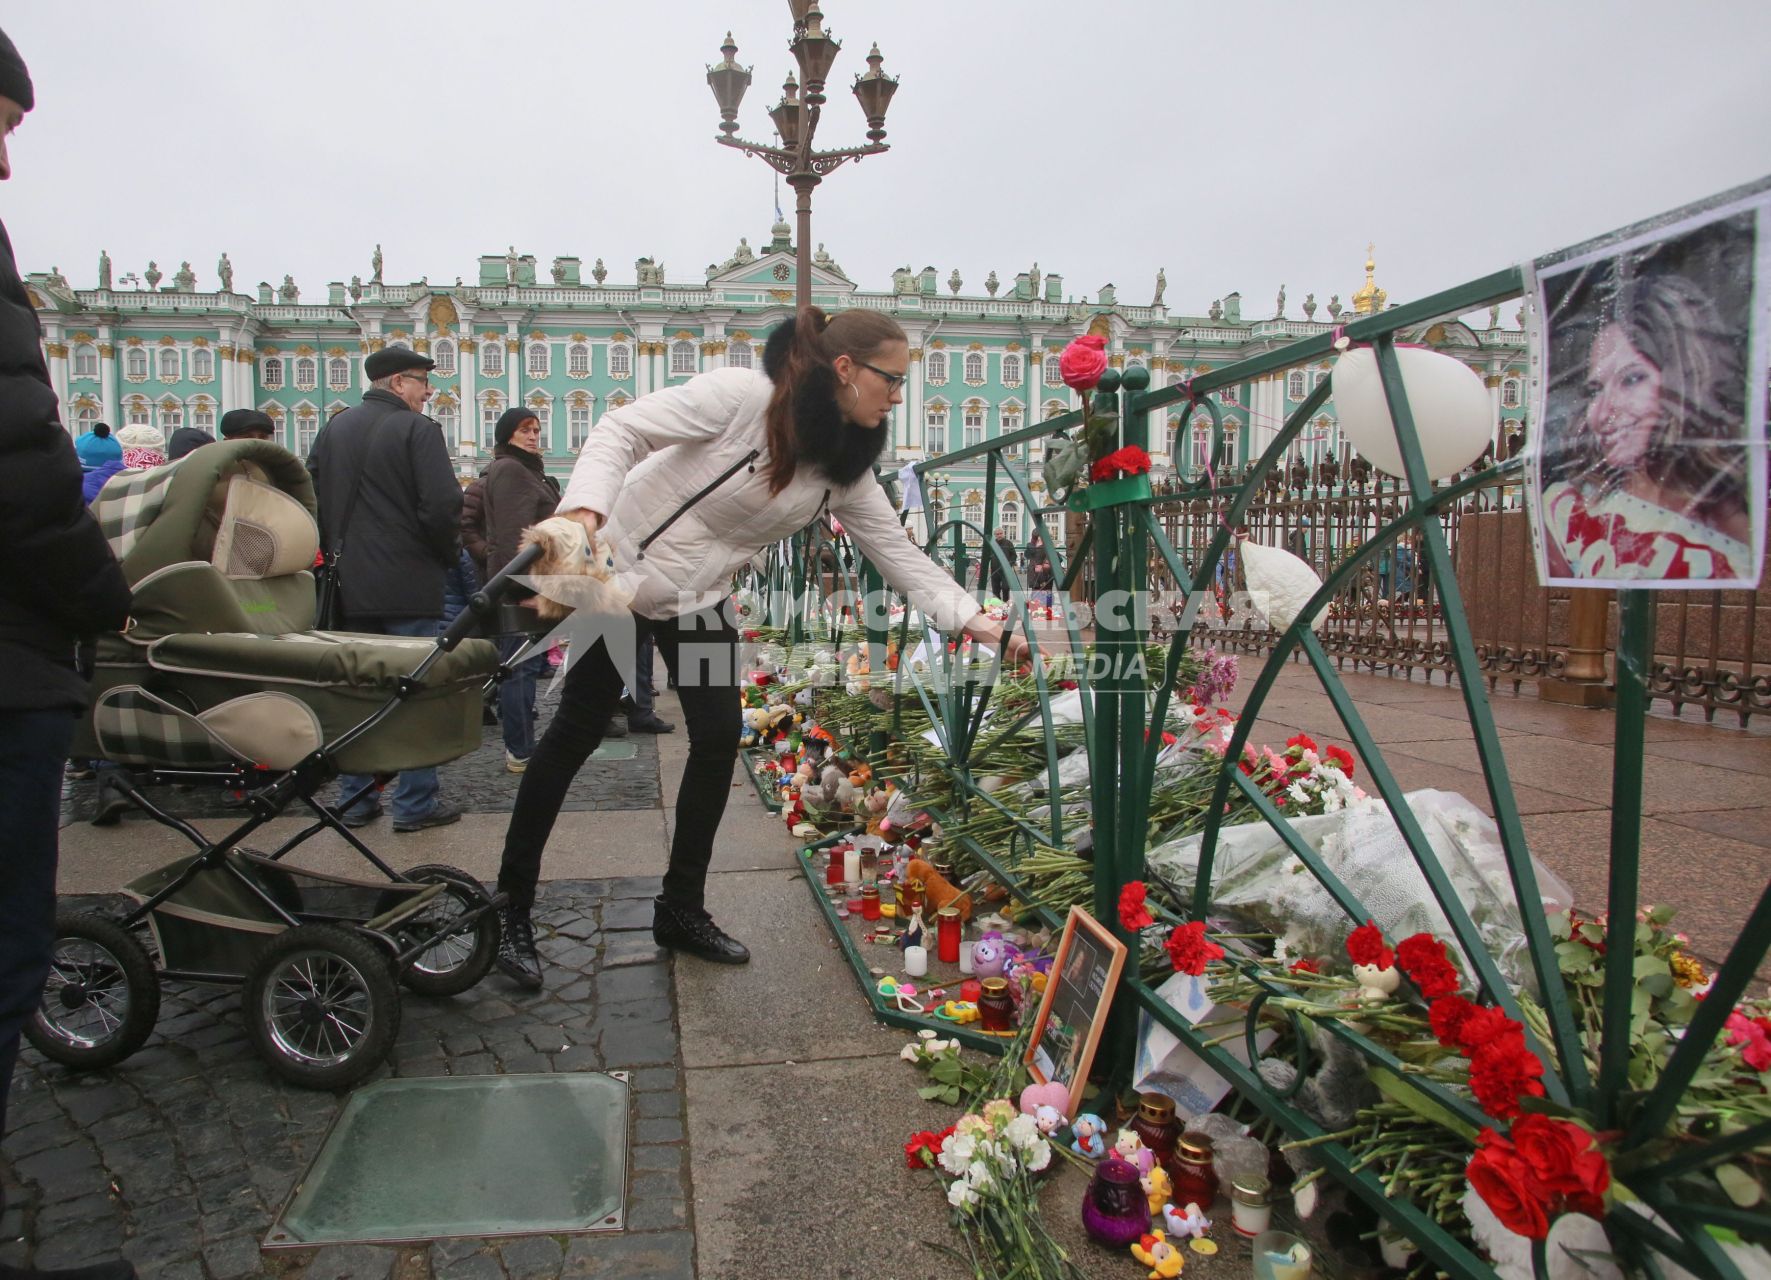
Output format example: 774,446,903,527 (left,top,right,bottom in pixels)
978,977,1012,1031
843,847,861,889
826,846,845,887
904,945,928,977
861,885,881,921
936,907,962,964
957,937,975,974
859,847,878,886
1230,1174,1272,1237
